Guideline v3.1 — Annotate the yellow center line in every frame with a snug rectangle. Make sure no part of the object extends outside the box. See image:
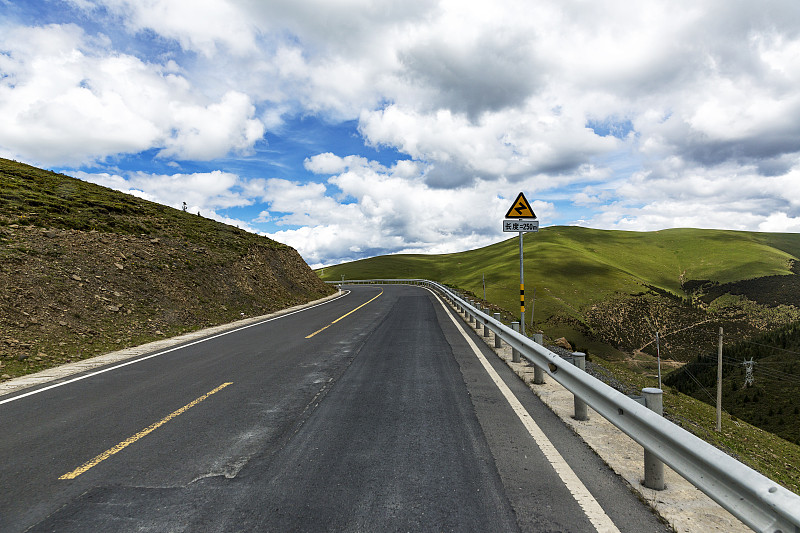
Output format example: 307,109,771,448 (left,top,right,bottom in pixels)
59,382,233,480
306,289,383,339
